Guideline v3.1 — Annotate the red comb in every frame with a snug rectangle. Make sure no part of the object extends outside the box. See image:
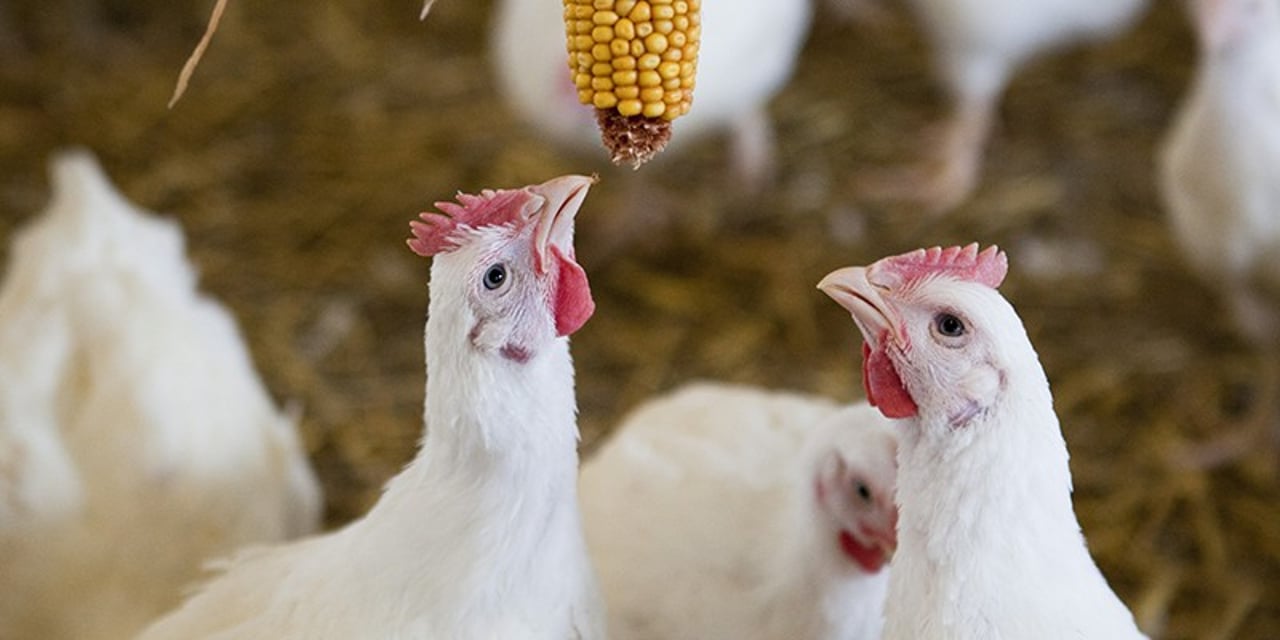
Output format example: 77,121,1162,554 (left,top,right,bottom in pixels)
407,188,532,257
872,244,1008,290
